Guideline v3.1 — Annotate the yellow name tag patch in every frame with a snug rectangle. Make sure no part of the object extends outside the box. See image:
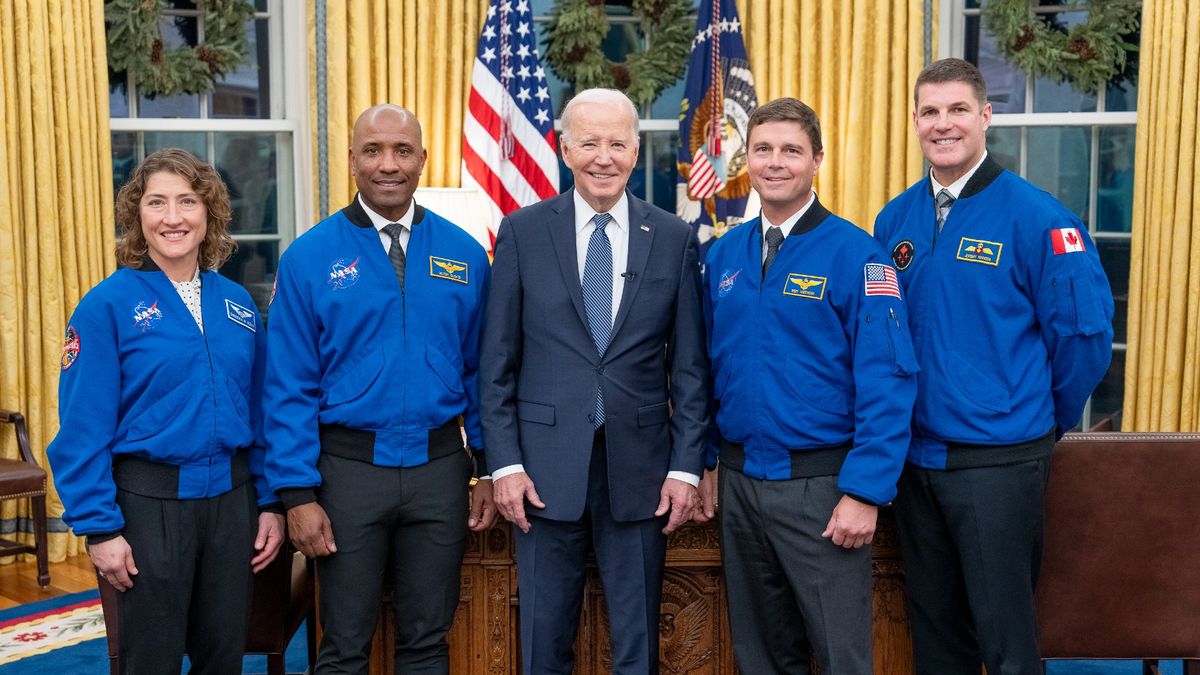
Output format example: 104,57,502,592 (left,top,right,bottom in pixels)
783,273,827,300
429,256,469,284
956,237,1003,266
